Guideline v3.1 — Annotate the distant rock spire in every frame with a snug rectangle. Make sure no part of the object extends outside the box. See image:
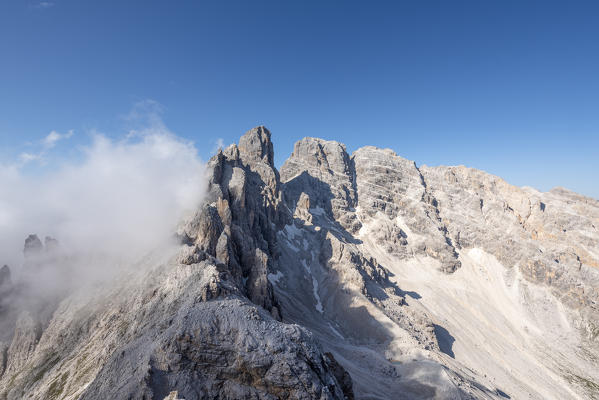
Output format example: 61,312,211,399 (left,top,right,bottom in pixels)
23,235,43,258
0,265,11,289
44,236,60,253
